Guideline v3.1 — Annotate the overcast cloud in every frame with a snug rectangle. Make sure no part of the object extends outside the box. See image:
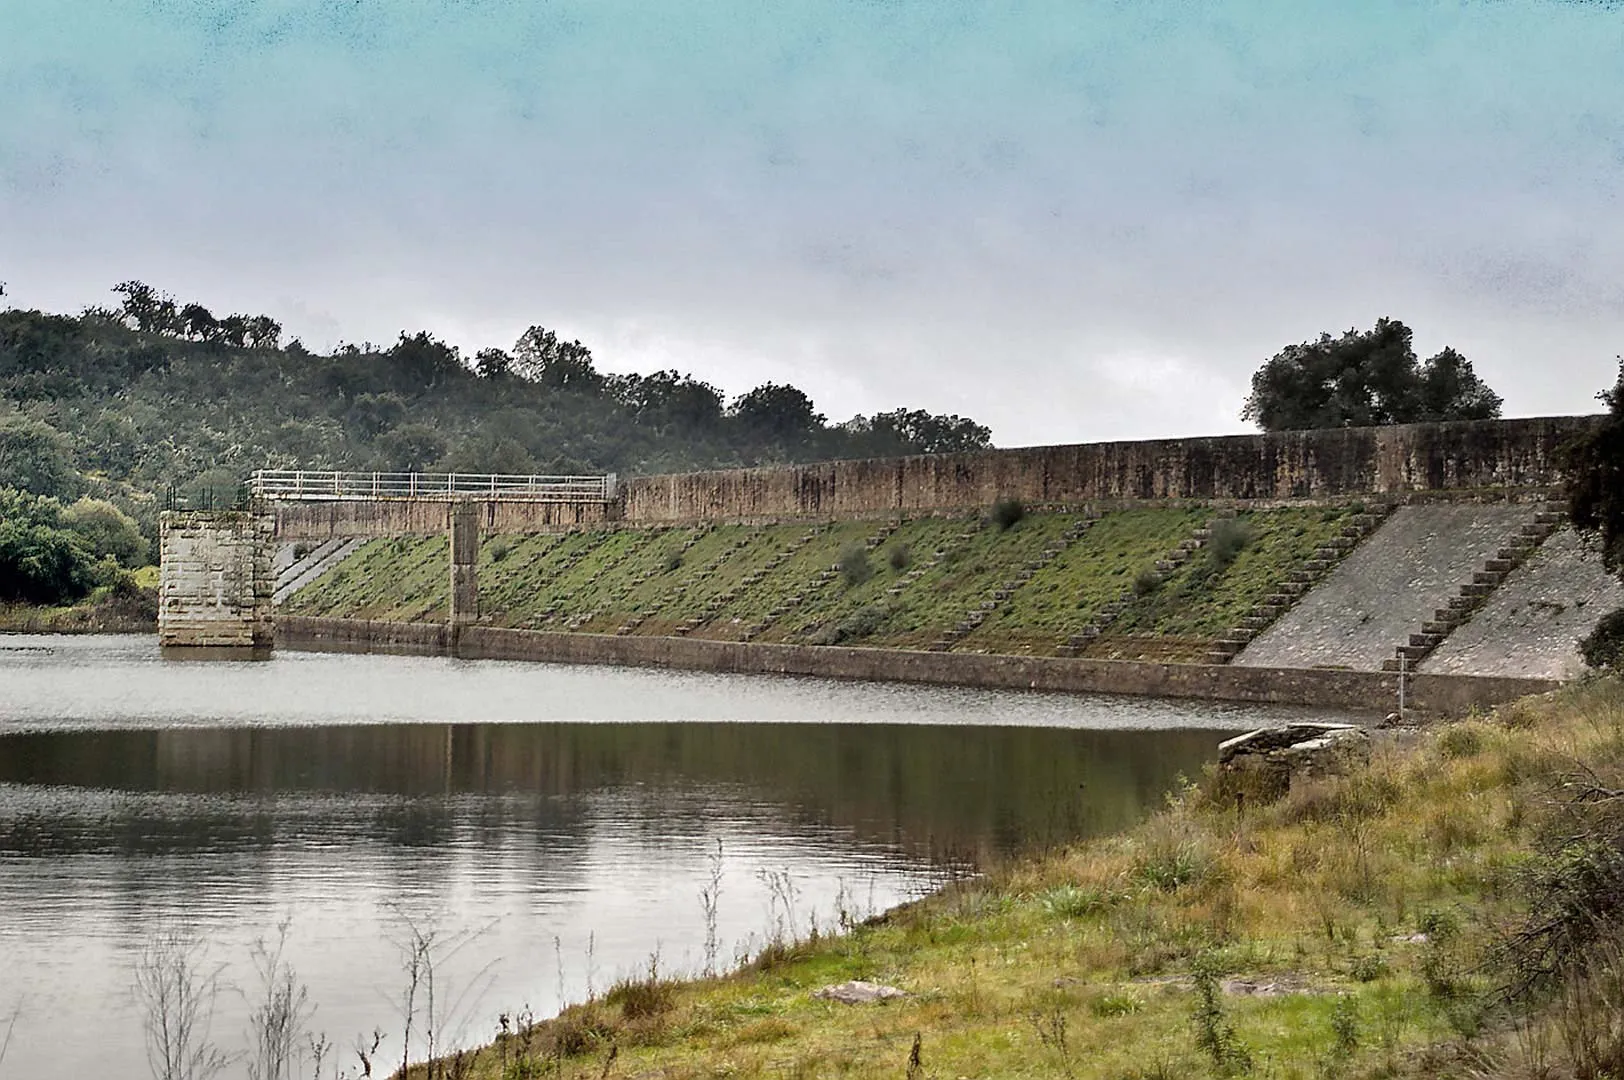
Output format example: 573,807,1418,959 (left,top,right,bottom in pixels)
2,1,1621,446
